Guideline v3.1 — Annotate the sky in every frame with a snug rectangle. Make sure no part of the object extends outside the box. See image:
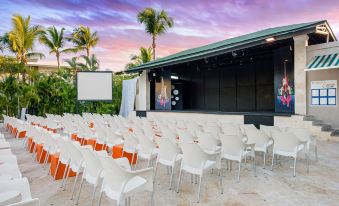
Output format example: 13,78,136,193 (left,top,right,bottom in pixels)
1,0,339,71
